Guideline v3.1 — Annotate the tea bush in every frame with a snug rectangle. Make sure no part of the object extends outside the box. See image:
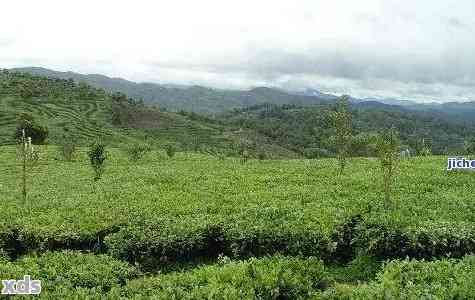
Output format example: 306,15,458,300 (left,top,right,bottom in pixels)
165,143,176,158
88,141,107,181
105,213,333,269
324,255,475,299
125,143,151,162
0,251,138,297
1,146,475,298
355,221,475,260
118,256,328,299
